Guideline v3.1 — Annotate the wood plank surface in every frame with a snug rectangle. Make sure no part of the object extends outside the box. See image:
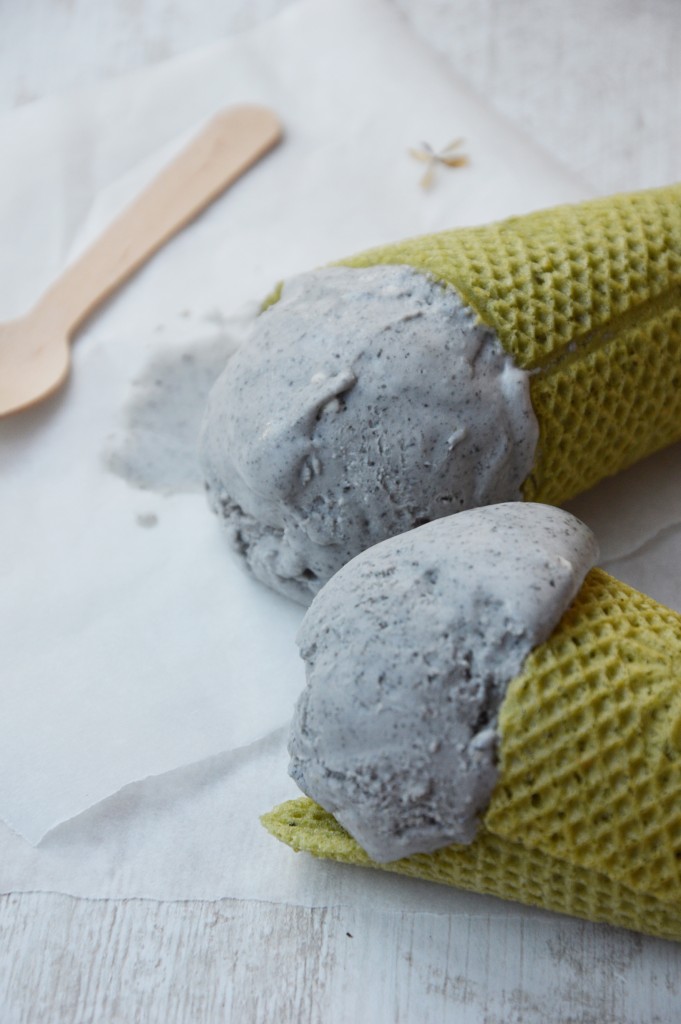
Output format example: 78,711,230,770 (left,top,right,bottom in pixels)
3,0,681,194
2,892,679,1024
396,0,681,194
